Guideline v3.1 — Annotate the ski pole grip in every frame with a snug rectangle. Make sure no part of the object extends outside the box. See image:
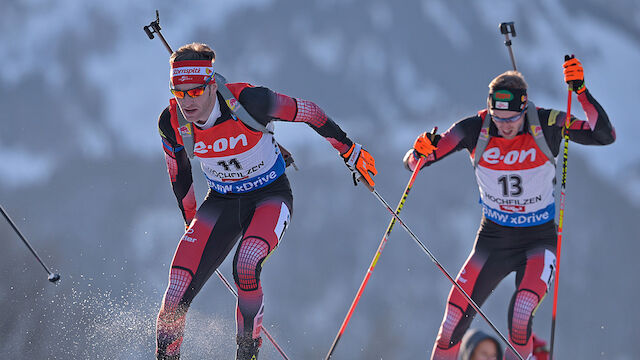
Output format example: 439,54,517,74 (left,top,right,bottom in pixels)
143,25,155,39
144,10,174,54
499,21,518,71
429,126,438,140
499,22,516,37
